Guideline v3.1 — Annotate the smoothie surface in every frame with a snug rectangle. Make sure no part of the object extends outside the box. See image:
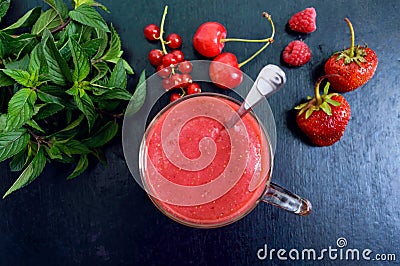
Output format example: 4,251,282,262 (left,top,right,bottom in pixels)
143,95,270,226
